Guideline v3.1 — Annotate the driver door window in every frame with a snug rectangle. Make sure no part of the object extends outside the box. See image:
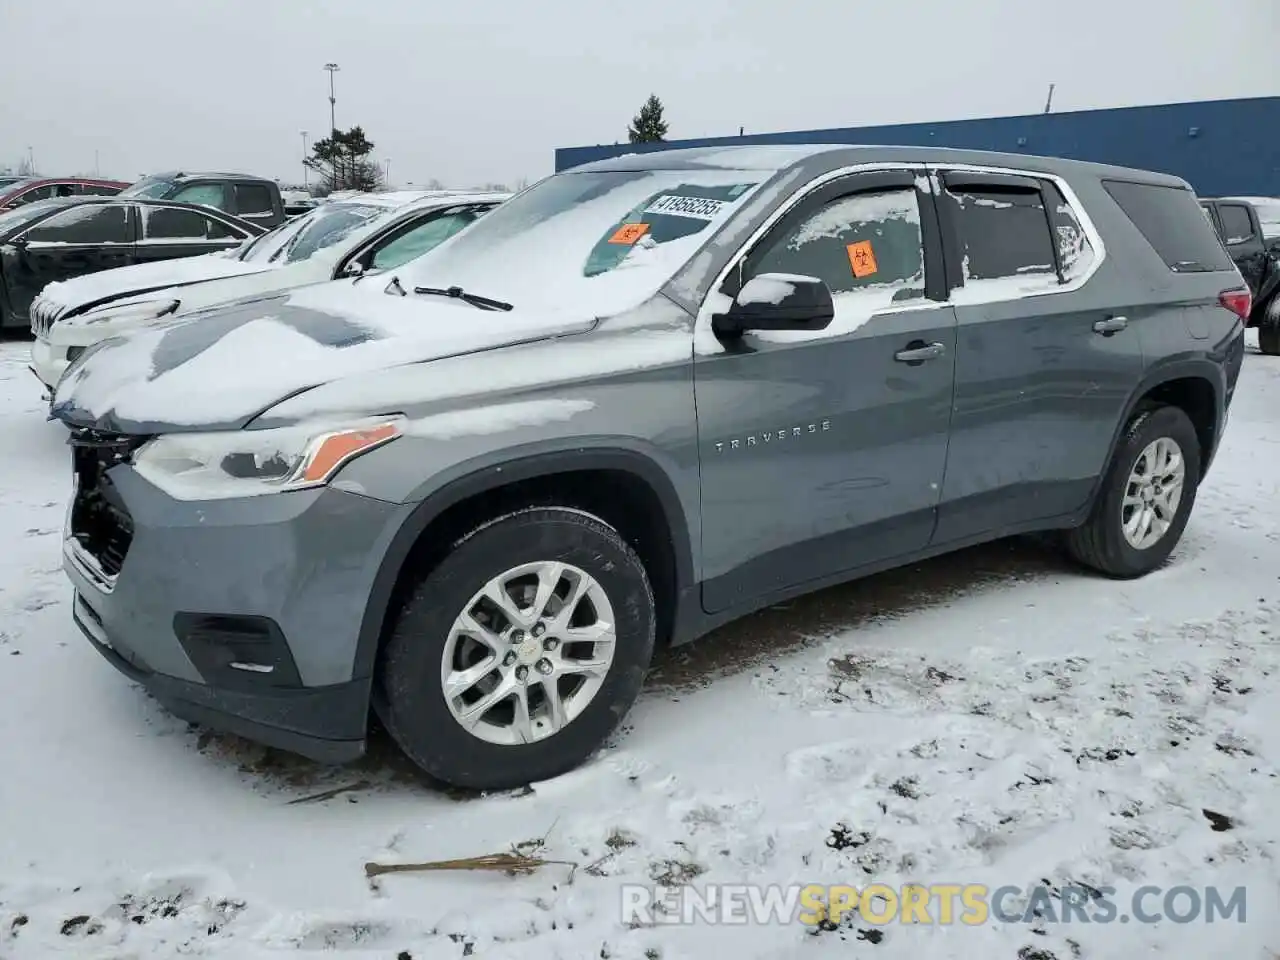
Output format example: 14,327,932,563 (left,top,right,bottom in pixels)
368,209,484,271
170,183,229,210
24,204,131,244
735,186,929,334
